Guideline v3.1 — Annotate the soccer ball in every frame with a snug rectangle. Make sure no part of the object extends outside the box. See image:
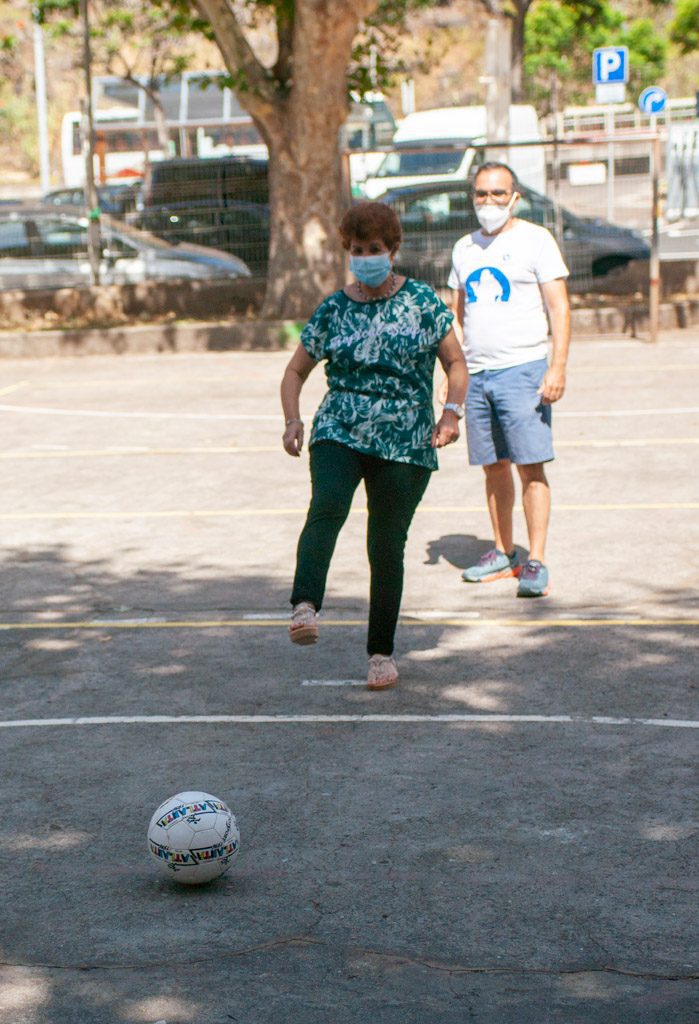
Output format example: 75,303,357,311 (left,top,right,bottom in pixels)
147,790,240,885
